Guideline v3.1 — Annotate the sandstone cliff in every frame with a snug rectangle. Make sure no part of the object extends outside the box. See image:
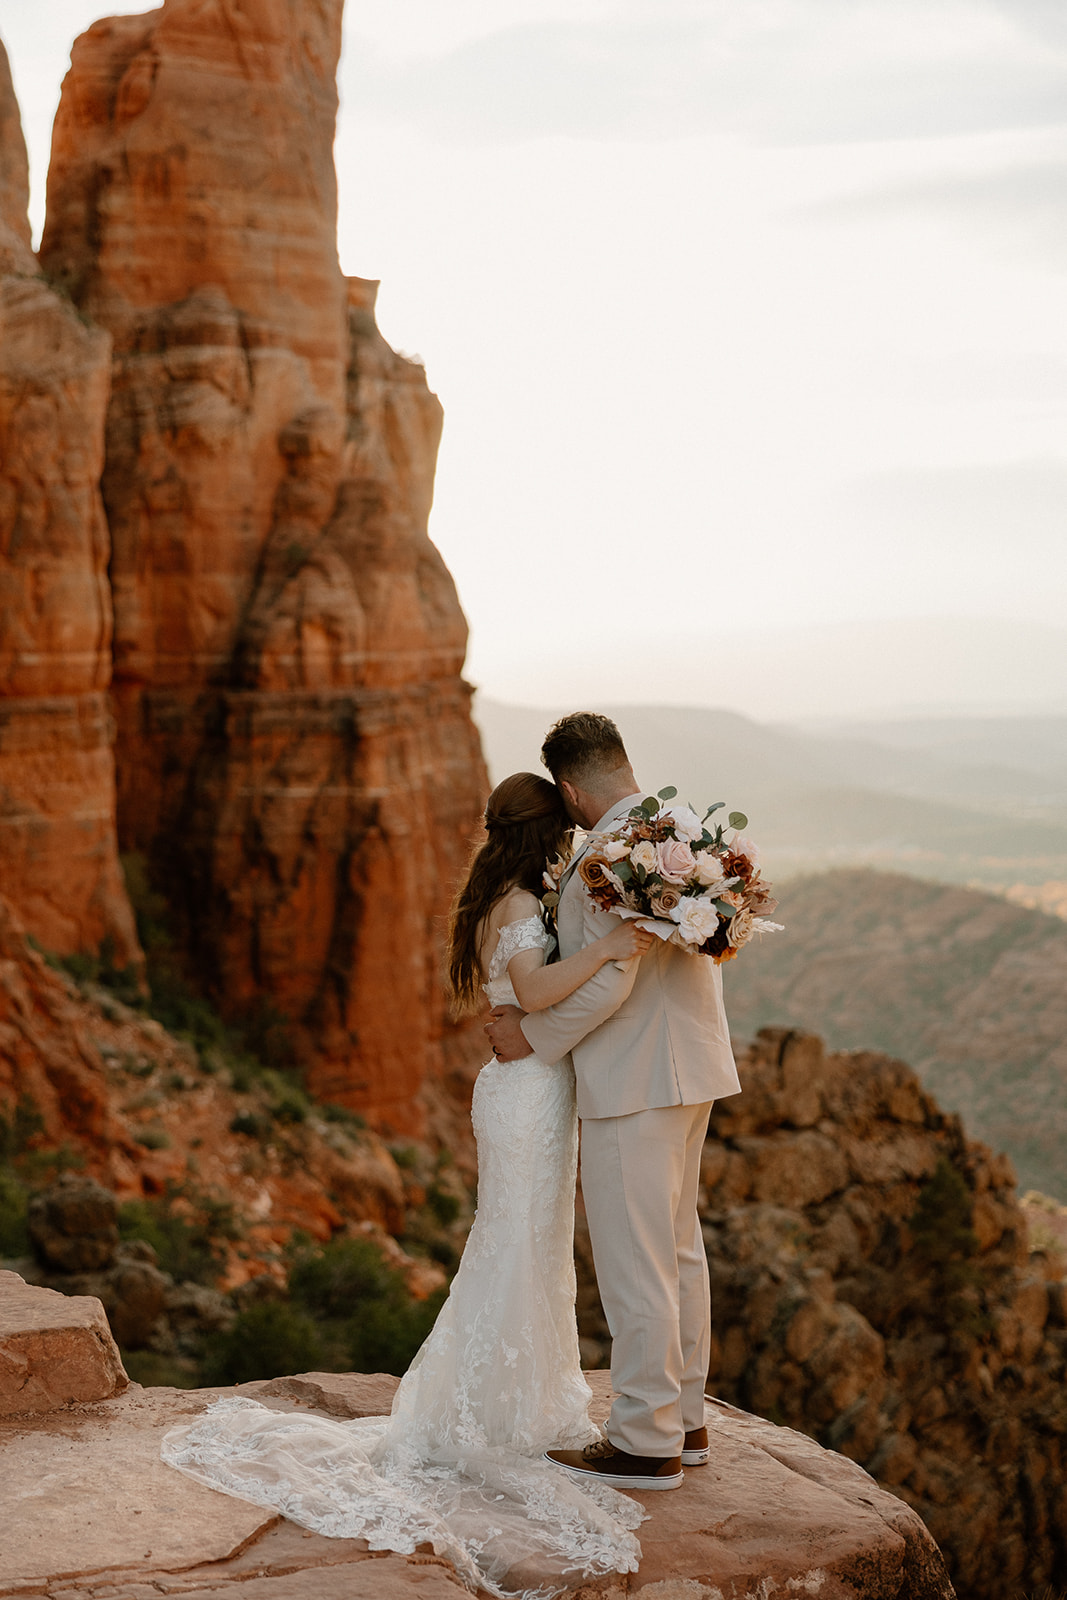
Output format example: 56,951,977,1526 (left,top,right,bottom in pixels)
0,3,488,1132
0,37,139,968
695,1028,1067,1600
